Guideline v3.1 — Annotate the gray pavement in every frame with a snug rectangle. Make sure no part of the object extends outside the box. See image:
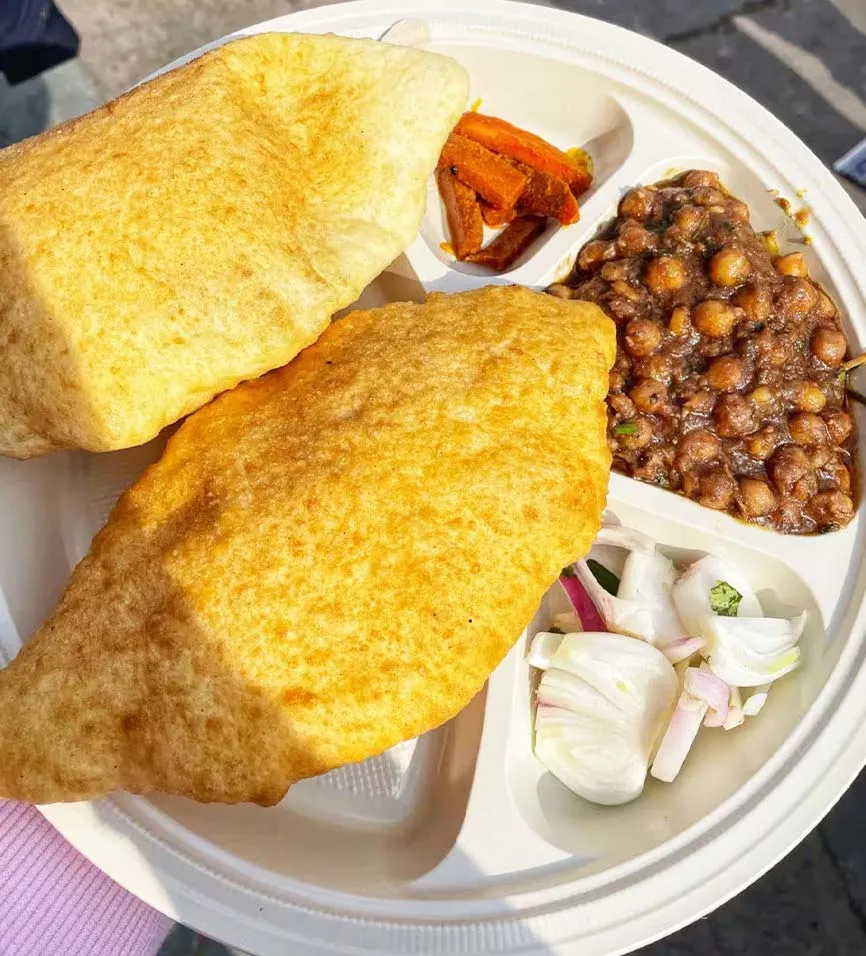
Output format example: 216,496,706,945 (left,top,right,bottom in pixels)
10,1,866,953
